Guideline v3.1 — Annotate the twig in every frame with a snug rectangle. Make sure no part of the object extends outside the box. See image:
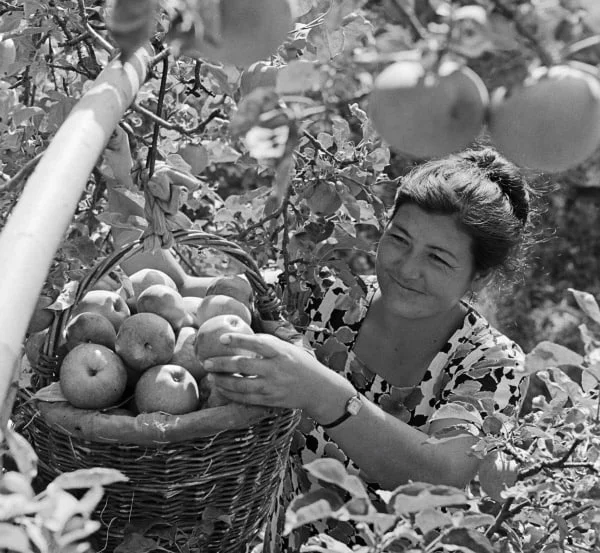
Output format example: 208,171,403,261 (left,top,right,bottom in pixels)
302,130,336,162
389,0,427,40
132,102,223,135
85,22,114,53
485,496,515,538
146,56,169,177
519,439,583,479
